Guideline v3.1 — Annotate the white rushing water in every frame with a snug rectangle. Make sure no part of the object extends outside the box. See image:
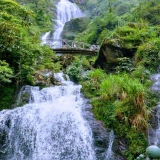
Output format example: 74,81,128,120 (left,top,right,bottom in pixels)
105,130,114,160
41,0,84,46
0,73,96,160
148,74,160,146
